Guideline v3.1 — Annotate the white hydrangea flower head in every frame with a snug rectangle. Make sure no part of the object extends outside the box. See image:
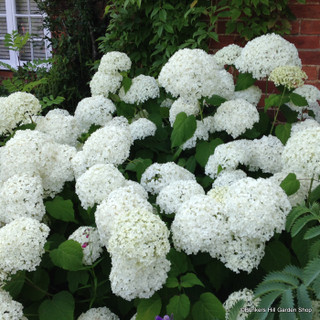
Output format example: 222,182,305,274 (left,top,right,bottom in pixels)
182,120,210,150
156,180,205,214
160,98,174,108
269,65,307,90
202,115,216,134
118,75,160,104
208,69,235,100
74,95,116,133
140,162,196,194
235,33,301,80
224,288,261,319
171,194,228,255
282,127,320,177
291,119,320,135
123,180,149,199
76,163,126,209
169,97,199,126
71,151,88,179
95,187,152,246
248,135,283,174
213,44,243,67
77,306,119,320
212,169,247,187
205,140,251,179
90,71,123,97
81,117,133,167
158,48,223,99
0,217,49,284
109,255,170,301
216,235,266,273
213,99,259,138
233,85,262,106
108,209,170,265
98,51,131,73
129,118,157,140
0,92,41,134
68,226,103,265
35,108,81,146
207,185,229,204
223,177,291,241
0,174,45,224
0,289,25,320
